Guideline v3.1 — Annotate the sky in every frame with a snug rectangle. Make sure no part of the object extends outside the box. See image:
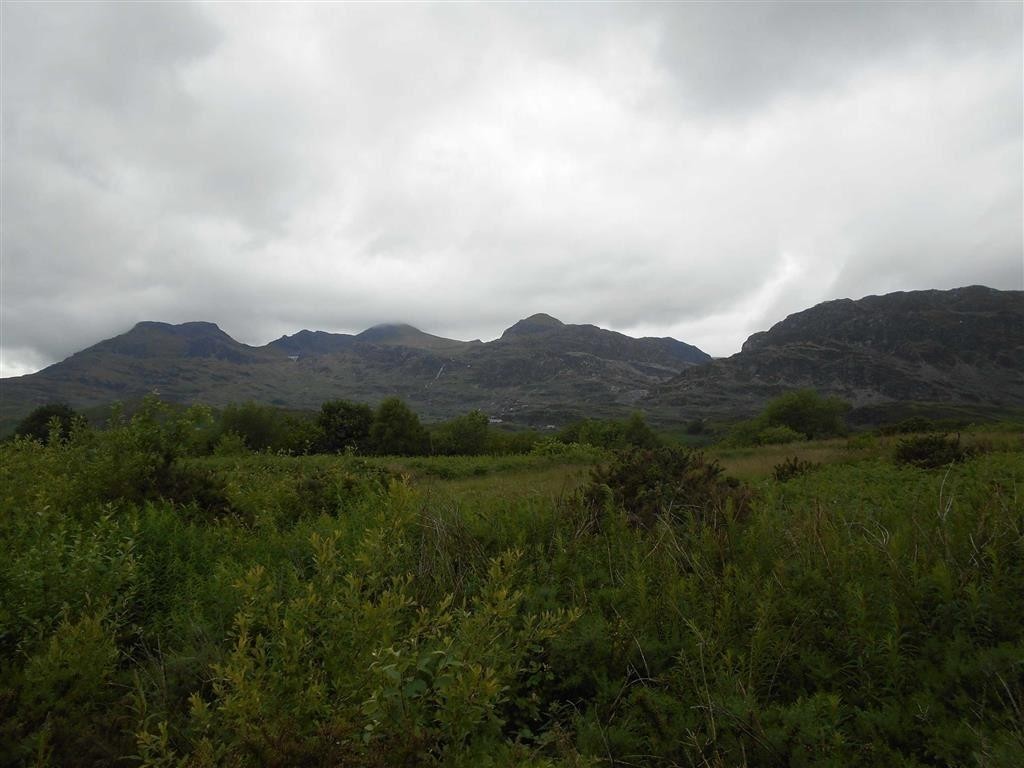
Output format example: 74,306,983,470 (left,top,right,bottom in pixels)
2,1,1022,376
